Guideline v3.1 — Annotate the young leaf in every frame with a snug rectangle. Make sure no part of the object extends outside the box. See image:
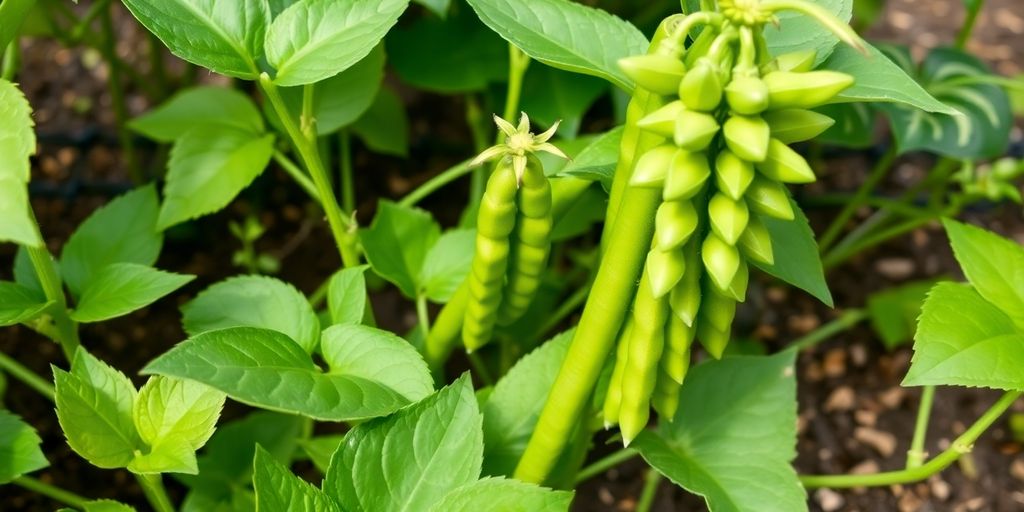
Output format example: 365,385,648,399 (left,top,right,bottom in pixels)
943,219,1024,327
866,280,937,350
60,185,163,298
0,79,41,247
159,127,275,230
632,352,804,512
265,0,409,87
182,275,321,353
327,266,369,326
0,409,48,483
350,87,410,156
121,0,268,79
520,65,609,139
12,246,50,299
55,350,141,469
127,434,198,475
253,446,341,511
130,87,264,142
325,375,483,511
143,327,417,421
465,0,648,92
751,201,833,307
320,324,434,402
762,0,850,66
360,201,441,298
0,281,53,326
557,127,623,189
300,435,345,473
133,376,225,451
904,282,1024,390
822,43,956,115
430,477,573,512
71,263,194,323
481,330,572,477
420,229,475,303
